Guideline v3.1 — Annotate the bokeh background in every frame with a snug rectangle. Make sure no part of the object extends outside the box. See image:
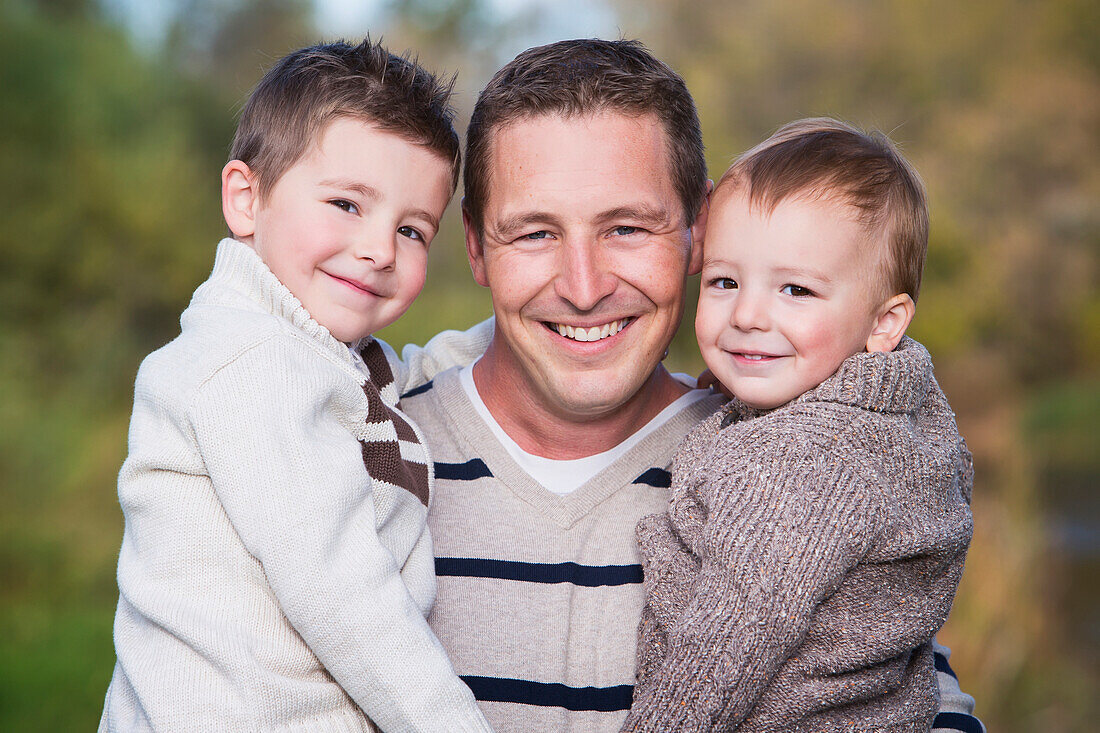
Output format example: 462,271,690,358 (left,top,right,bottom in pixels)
1,0,1097,729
